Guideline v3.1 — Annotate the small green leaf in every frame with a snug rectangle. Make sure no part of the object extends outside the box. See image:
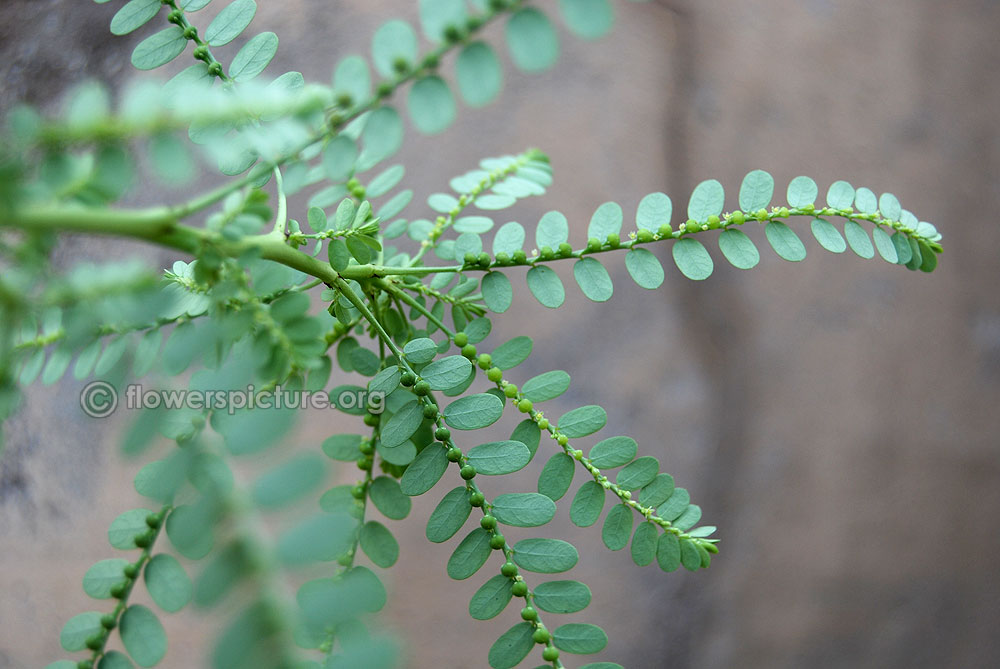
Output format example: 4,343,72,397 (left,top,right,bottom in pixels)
674,504,703,531
826,180,855,209
60,612,103,652
456,41,502,107
844,220,875,258
512,538,579,573
569,481,605,527
718,229,760,269
368,366,401,396
399,443,449,495
559,0,614,39
616,456,658,490
493,221,526,256
403,337,438,364
588,201,623,240
656,532,681,572
739,169,774,212
630,522,658,566
687,179,725,223
511,420,541,459
589,436,637,468
426,487,472,543
535,210,569,248
111,0,162,36
491,336,532,370
680,538,702,571
553,623,608,655
443,393,504,430
672,238,714,280
872,226,898,263
228,31,278,82
488,622,535,669
765,222,807,261
251,453,326,509
421,355,473,390
119,605,167,667
131,27,187,70
470,574,514,621
381,399,424,448
786,175,818,208
532,580,592,614
322,136,357,183
573,257,613,302
360,521,399,568
419,0,467,41
636,192,671,231
625,247,665,289
322,433,363,461
408,75,456,135
205,0,256,46
481,271,513,313
276,512,357,565
657,487,691,521
144,553,193,613
538,452,575,501
447,528,493,580
492,493,556,527
366,164,404,197
83,558,130,599
602,504,633,551
506,8,559,72
467,440,531,475
891,231,913,264
879,192,902,220
521,370,570,403
372,19,418,77
854,187,878,214
368,476,411,520
359,106,404,168
108,508,154,550
526,265,565,308
558,405,607,438
811,218,847,253
638,473,675,508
